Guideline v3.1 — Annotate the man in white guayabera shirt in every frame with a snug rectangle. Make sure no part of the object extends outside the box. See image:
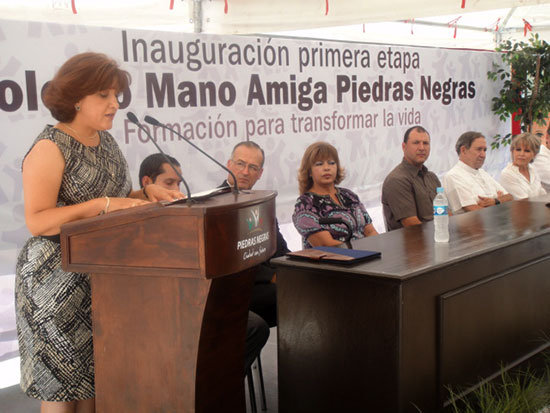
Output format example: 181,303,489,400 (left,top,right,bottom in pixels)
533,130,550,192
442,131,513,214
